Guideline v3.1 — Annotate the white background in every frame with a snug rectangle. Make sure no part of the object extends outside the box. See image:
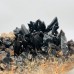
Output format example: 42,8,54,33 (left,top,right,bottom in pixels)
0,0,74,41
